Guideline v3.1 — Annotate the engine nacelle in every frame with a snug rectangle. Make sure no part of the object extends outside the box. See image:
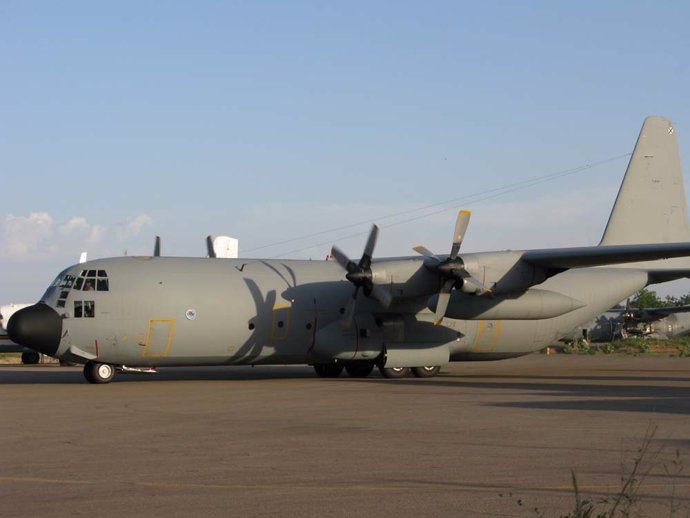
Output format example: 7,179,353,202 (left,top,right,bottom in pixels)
428,289,585,320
